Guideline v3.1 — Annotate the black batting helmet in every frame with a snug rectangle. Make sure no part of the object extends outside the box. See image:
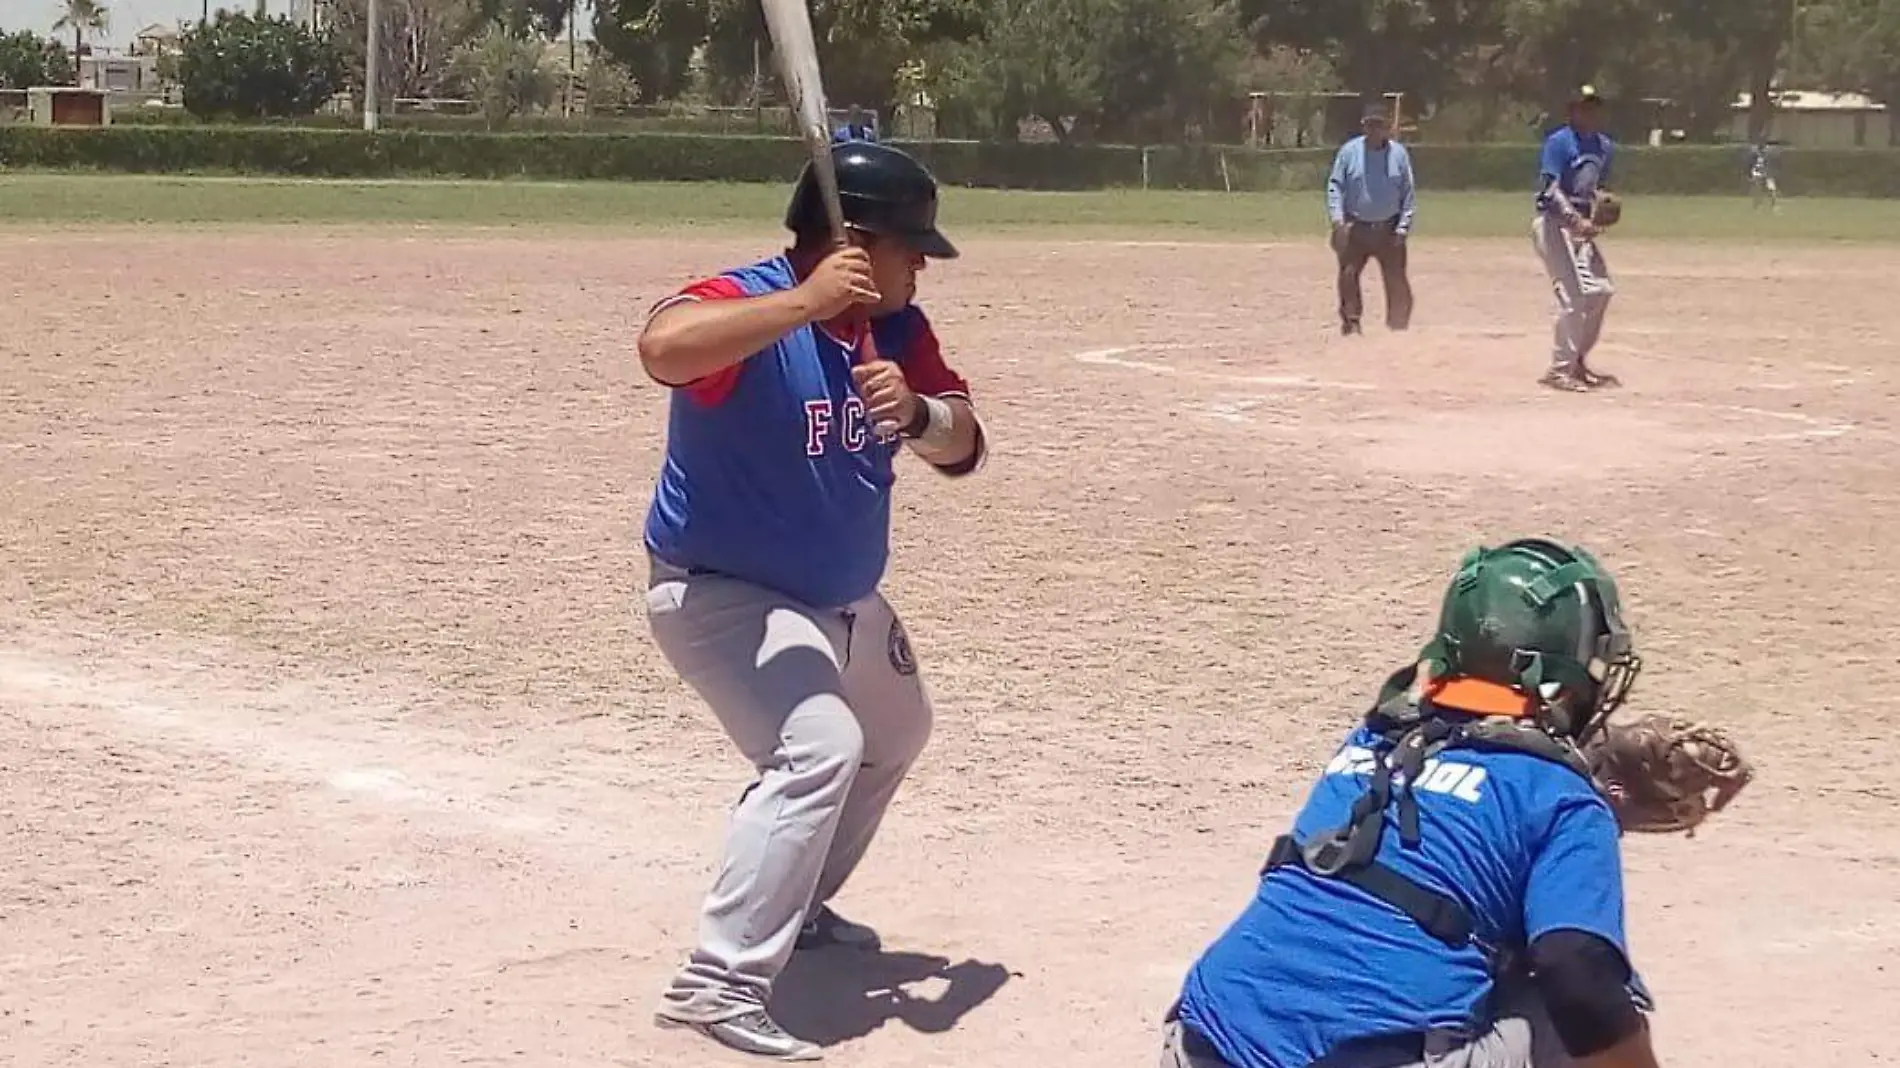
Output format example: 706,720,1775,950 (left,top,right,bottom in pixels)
785,141,959,259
